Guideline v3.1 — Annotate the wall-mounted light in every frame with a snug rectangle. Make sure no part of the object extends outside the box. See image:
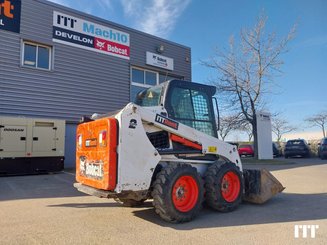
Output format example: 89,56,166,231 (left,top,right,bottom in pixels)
156,44,165,54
